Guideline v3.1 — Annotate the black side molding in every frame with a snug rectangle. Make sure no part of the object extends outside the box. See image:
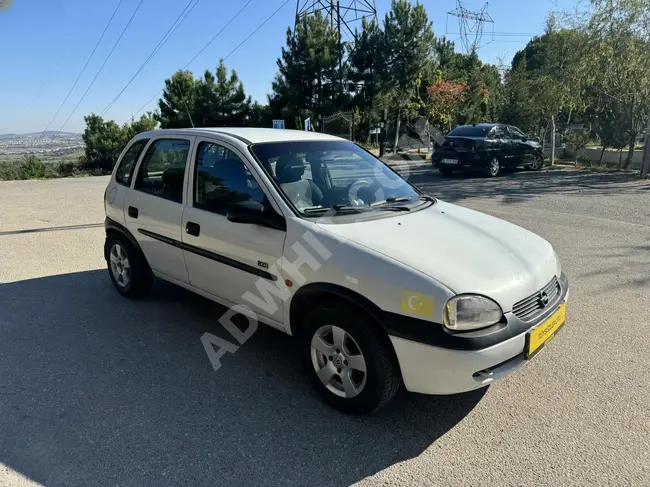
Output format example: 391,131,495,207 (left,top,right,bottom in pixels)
137,228,277,281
